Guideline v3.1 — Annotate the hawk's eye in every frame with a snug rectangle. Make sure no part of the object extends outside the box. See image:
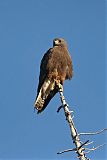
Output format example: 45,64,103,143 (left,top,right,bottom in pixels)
59,39,61,43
